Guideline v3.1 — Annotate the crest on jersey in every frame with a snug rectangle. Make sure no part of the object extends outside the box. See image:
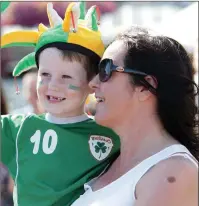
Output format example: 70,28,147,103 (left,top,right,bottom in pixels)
89,135,113,161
